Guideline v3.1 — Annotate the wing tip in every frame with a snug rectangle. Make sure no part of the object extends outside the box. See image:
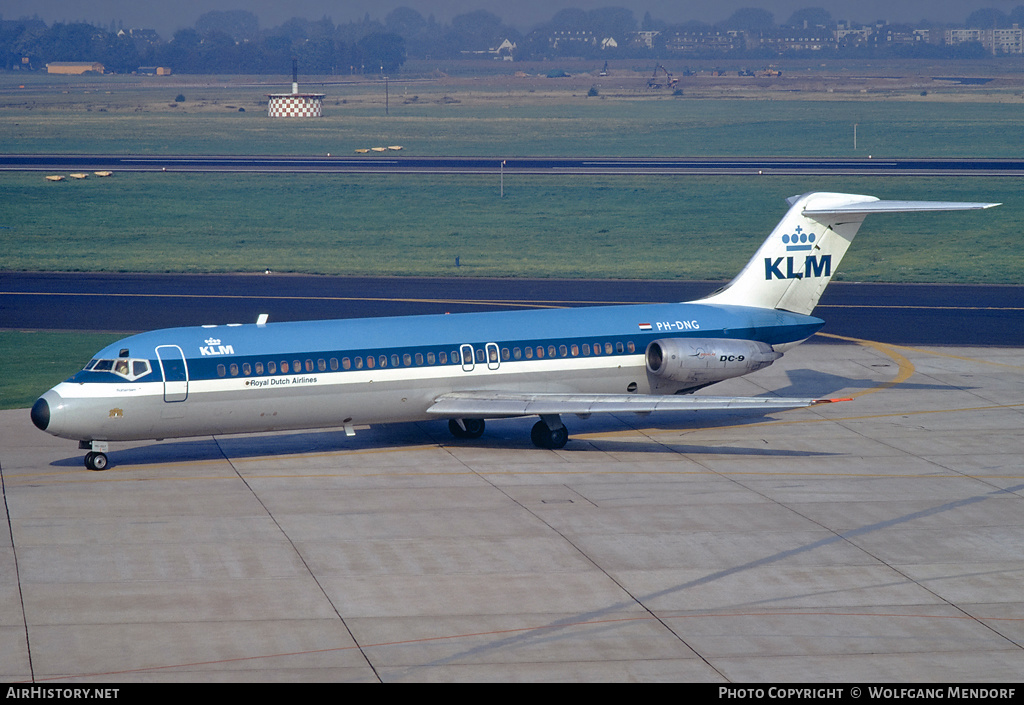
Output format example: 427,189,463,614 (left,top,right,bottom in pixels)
811,397,854,405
